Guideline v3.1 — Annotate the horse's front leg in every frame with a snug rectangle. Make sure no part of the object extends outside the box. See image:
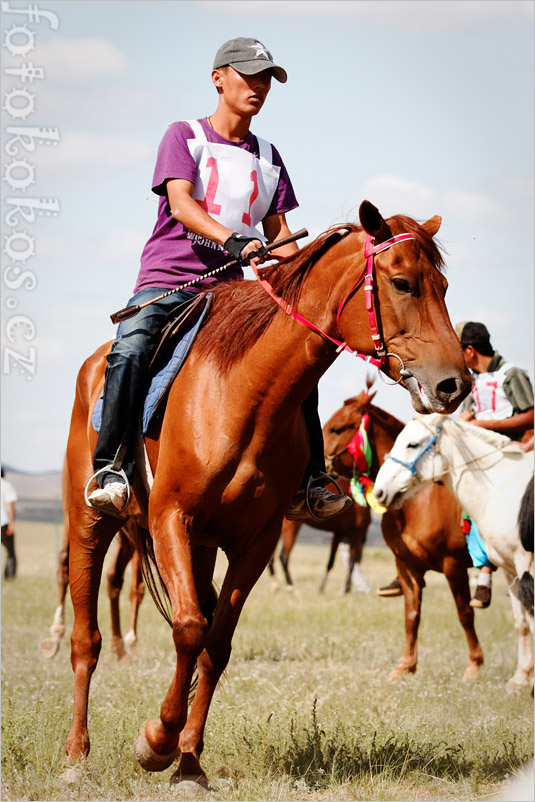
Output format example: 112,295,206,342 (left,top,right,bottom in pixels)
389,557,425,682
65,511,119,763
442,555,483,680
505,571,534,692
171,526,281,788
134,515,217,775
